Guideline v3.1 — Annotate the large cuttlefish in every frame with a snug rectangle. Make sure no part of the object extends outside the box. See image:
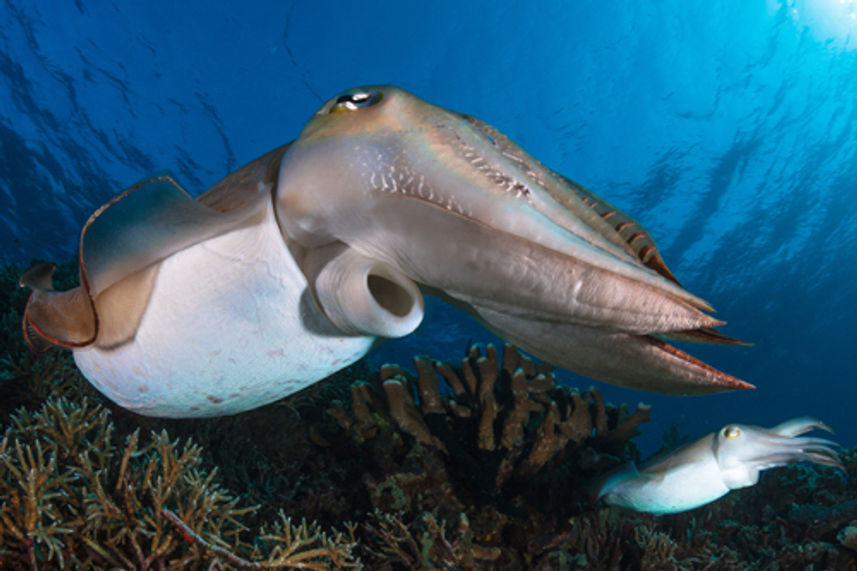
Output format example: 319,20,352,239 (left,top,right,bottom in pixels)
21,85,752,418
598,417,843,514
